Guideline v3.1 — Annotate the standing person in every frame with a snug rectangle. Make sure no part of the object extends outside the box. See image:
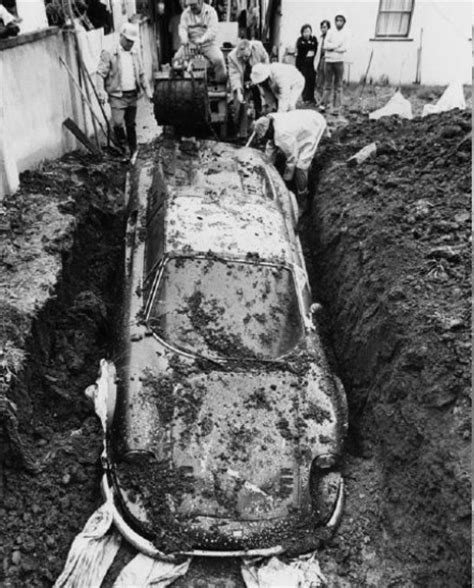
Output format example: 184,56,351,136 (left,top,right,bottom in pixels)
320,13,349,114
175,0,227,82
314,19,330,105
253,110,328,219
250,62,304,113
96,22,153,161
228,38,269,125
295,24,318,104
